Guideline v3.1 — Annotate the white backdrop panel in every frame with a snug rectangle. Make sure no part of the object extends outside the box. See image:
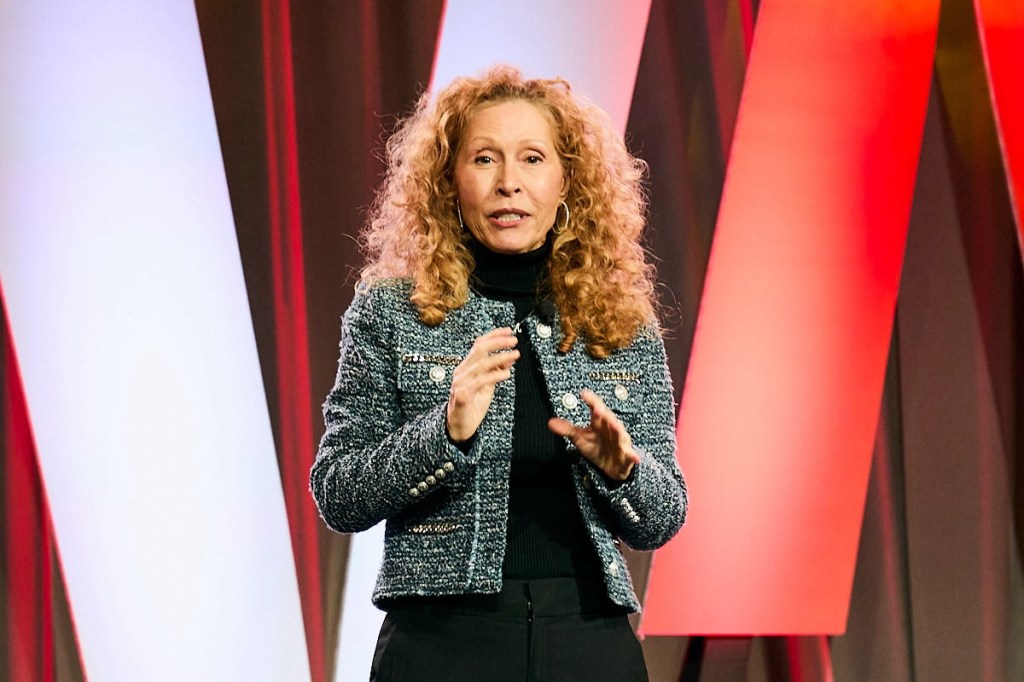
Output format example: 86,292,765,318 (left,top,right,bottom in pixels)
431,0,653,134
0,3,310,680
